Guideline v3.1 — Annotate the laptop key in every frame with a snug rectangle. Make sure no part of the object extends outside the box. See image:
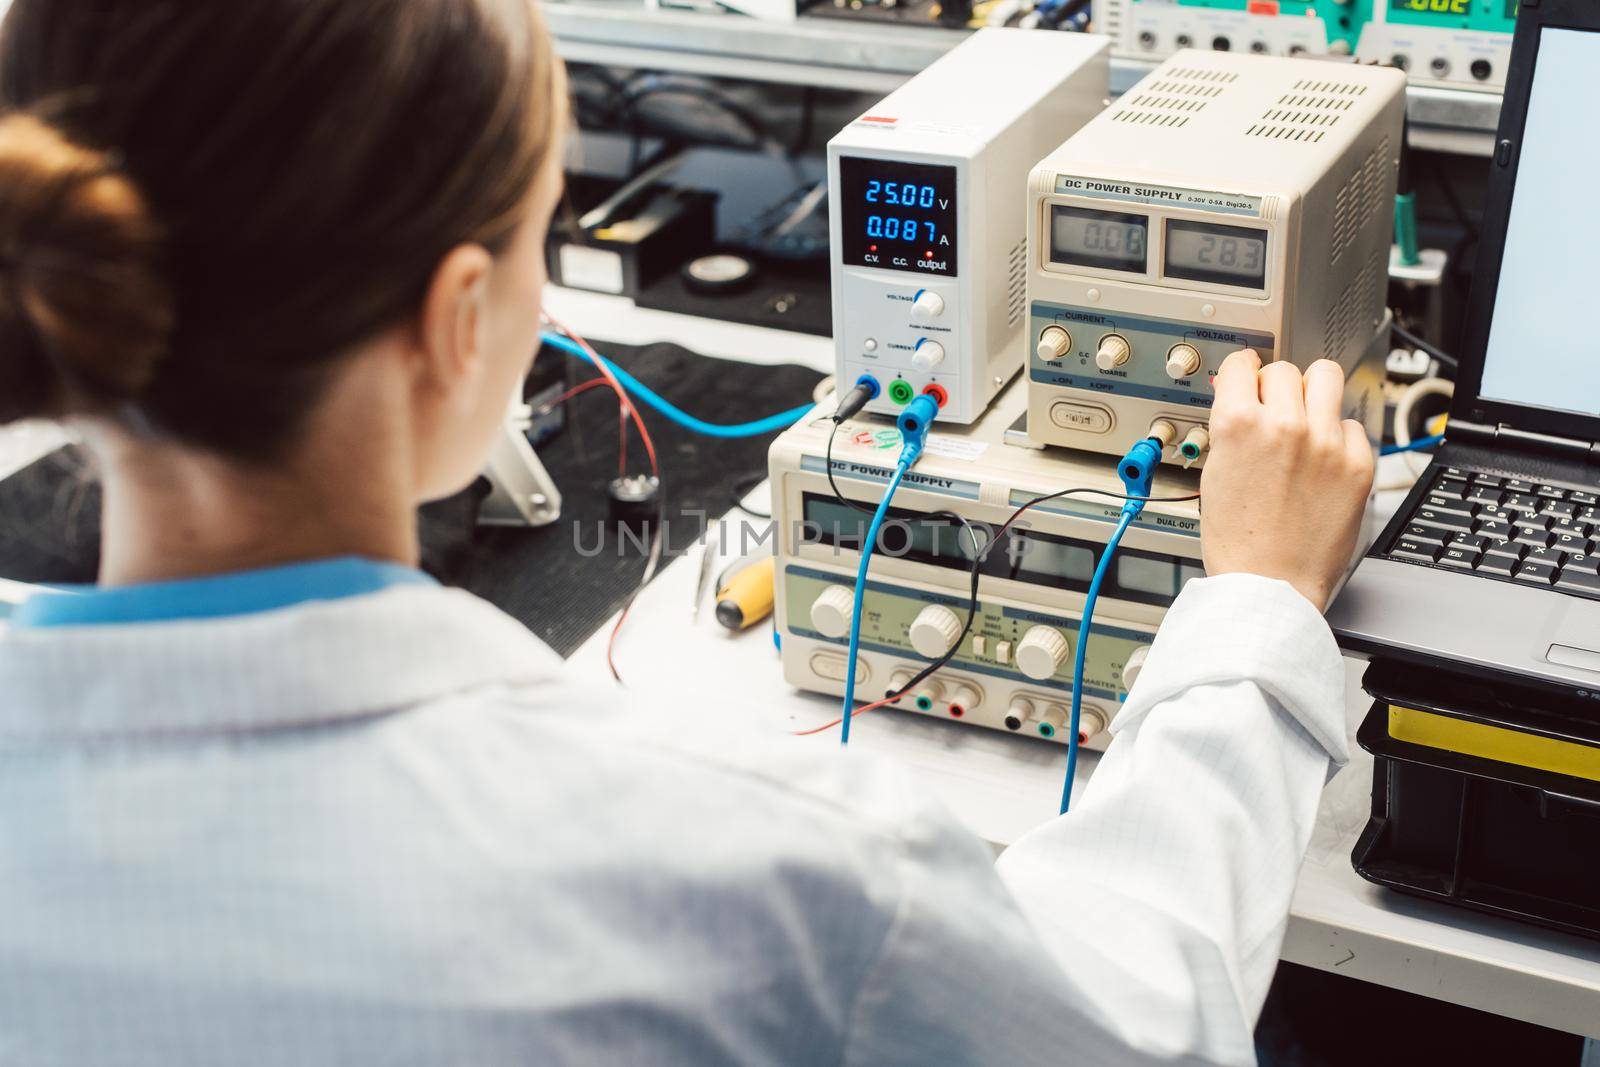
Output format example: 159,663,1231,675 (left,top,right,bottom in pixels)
1550,517,1587,537
1503,492,1542,513
1552,533,1591,556
1390,539,1442,564
1473,517,1513,539
1569,490,1598,506
1516,561,1559,585
1524,546,1563,567
1435,476,1470,499
1478,554,1519,577
1472,473,1506,489
1416,508,1473,533
1542,500,1579,520
1402,523,1449,546
1424,495,1473,517
1502,478,1536,493
1465,486,1505,507
1450,534,1492,553
1438,546,1479,570
1514,527,1555,549
1536,485,1567,500
1555,569,1600,597
1562,554,1600,576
